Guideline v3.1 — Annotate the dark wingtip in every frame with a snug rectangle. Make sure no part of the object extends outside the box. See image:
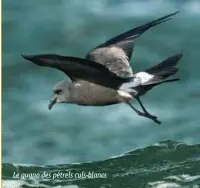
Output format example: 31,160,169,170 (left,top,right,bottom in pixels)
22,54,59,67
171,11,180,16
22,54,45,66
152,11,180,26
165,11,180,18
22,54,36,61
21,54,27,59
